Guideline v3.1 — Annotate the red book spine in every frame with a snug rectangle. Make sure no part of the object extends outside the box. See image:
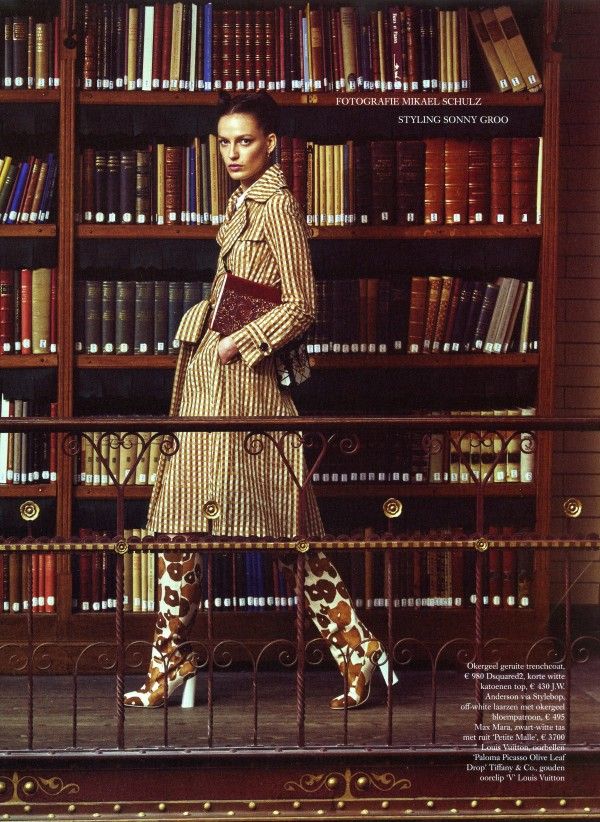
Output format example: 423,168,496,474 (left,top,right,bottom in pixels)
491,137,511,225
278,6,285,91
510,137,539,225
444,138,469,225
279,135,293,188
82,2,96,90
45,554,56,613
91,552,102,612
31,553,39,612
152,1,164,90
244,10,254,91
368,12,379,90
468,139,491,225
292,137,307,215
212,9,222,90
38,552,46,612
254,10,265,90
20,267,32,354
0,268,13,353
221,9,233,91
234,10,244,91
161,2,173,90
49,266,57,352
